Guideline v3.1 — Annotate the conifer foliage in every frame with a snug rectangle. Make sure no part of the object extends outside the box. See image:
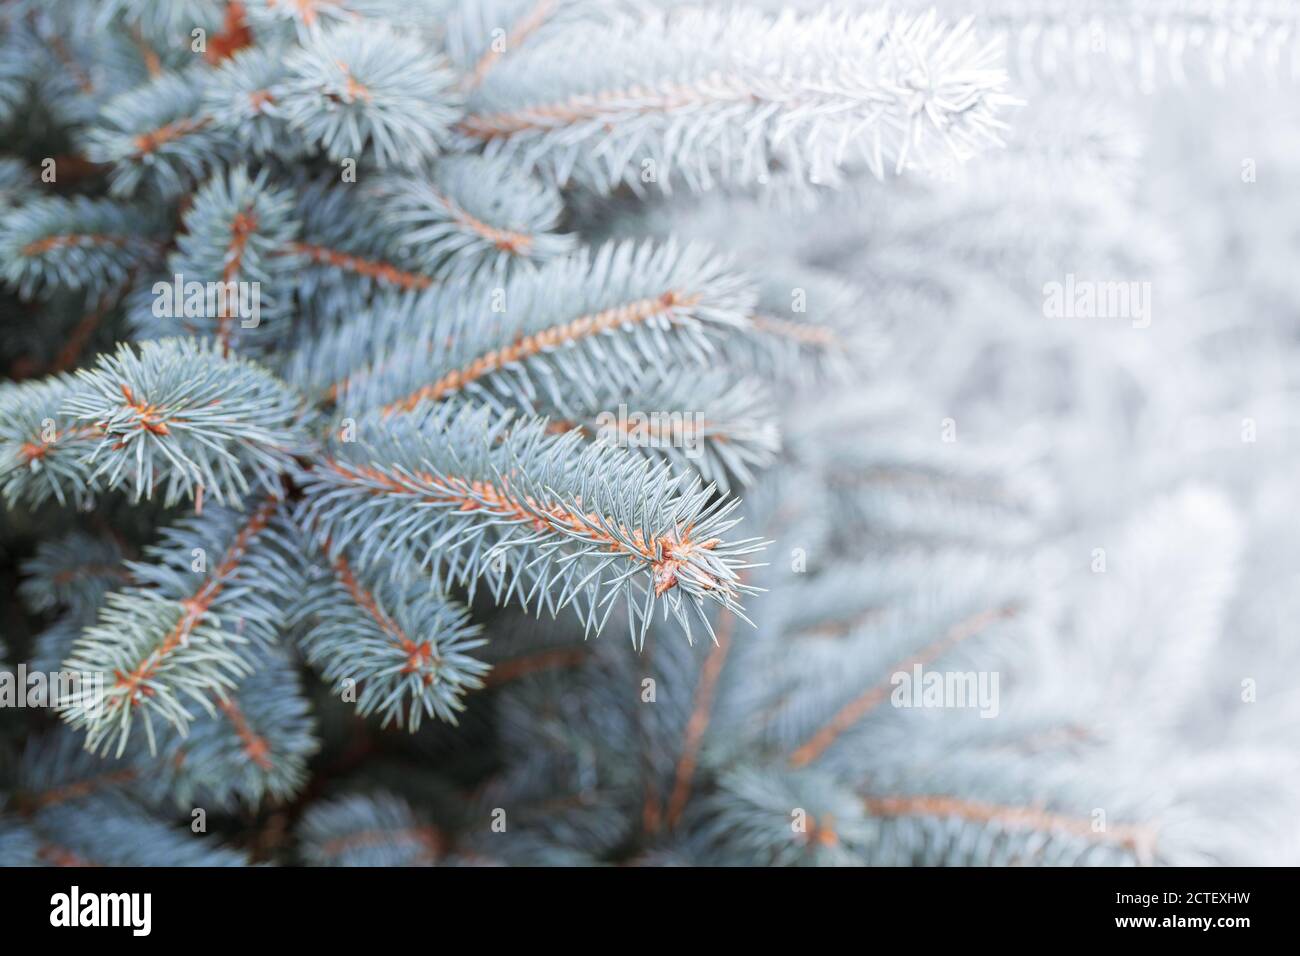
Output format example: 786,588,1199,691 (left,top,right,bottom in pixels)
1,0,1293,868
